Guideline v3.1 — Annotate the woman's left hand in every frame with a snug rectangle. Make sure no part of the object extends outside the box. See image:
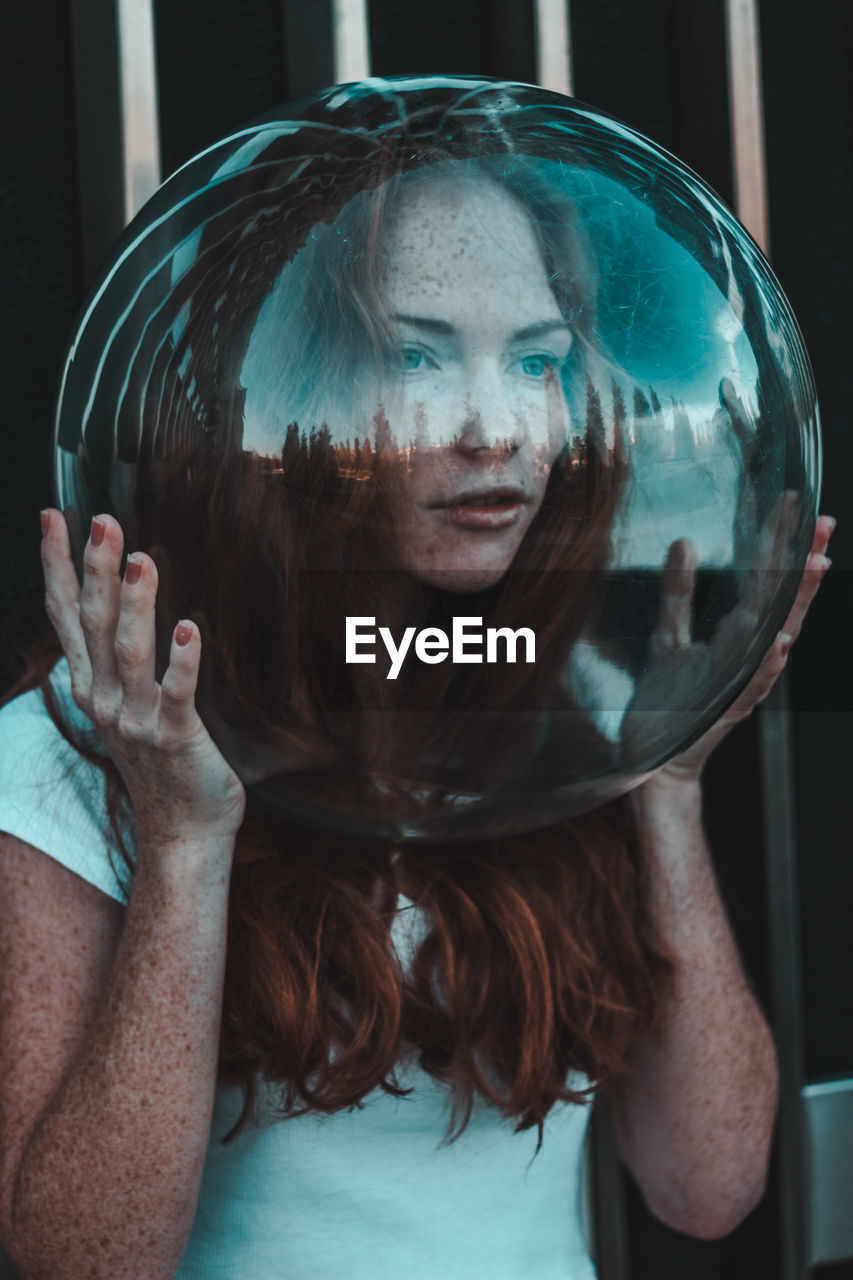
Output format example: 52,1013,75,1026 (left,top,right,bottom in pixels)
625,507,836,788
